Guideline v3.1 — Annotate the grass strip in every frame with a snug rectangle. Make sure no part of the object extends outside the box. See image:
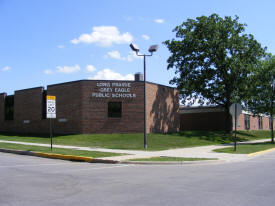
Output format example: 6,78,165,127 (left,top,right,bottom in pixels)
0,130,271,151
214,142,275,154
0,142,124,158
129,156,218,162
